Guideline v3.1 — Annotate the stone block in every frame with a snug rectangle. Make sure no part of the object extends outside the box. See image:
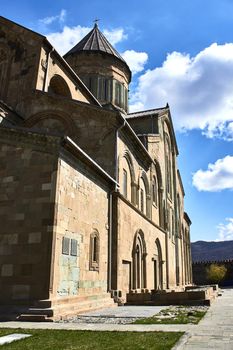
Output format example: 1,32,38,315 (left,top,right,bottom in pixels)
42,183,52,191
12,284,30,300
28,232,41,244
1,264,13,276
